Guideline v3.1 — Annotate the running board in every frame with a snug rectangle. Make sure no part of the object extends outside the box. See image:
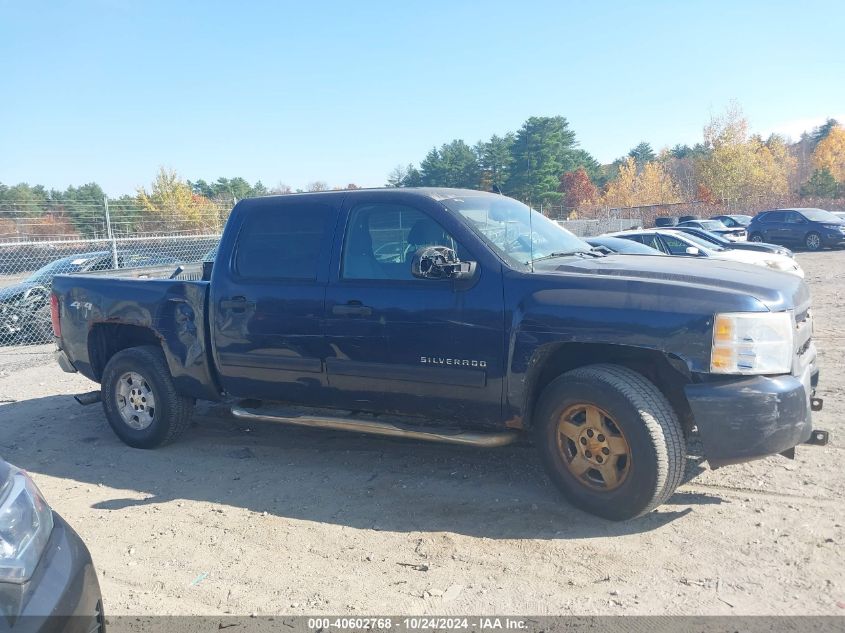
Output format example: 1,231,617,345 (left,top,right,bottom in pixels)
74,390,102,406
230,405,519,448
